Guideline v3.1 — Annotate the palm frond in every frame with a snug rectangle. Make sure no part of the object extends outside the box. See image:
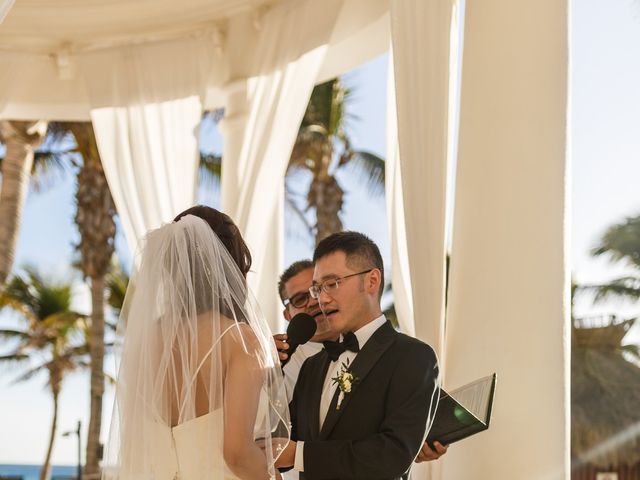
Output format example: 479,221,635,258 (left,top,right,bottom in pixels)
106,262,129,315
3,274,37,315
580,277,640,303
592,214,640,269
18,267,74,320
0,293,37,323
45,122,73,144
0,328,30,341
0,352,30,364
621,343,640,361
64,344,91,358
344,150,385,197
11,363,47,384
41,312,85,341
29,150,76,192
284,191,315,242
